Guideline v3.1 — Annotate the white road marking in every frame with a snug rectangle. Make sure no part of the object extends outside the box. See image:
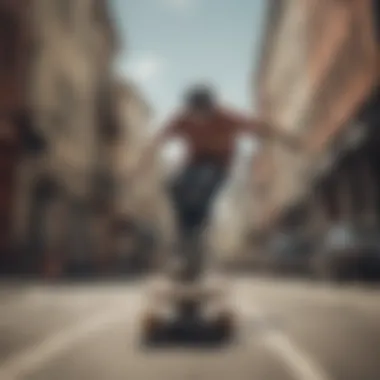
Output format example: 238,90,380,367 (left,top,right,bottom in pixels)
265,332,330,380
237,298,331,380
0,302,140,380
1,278,374,380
